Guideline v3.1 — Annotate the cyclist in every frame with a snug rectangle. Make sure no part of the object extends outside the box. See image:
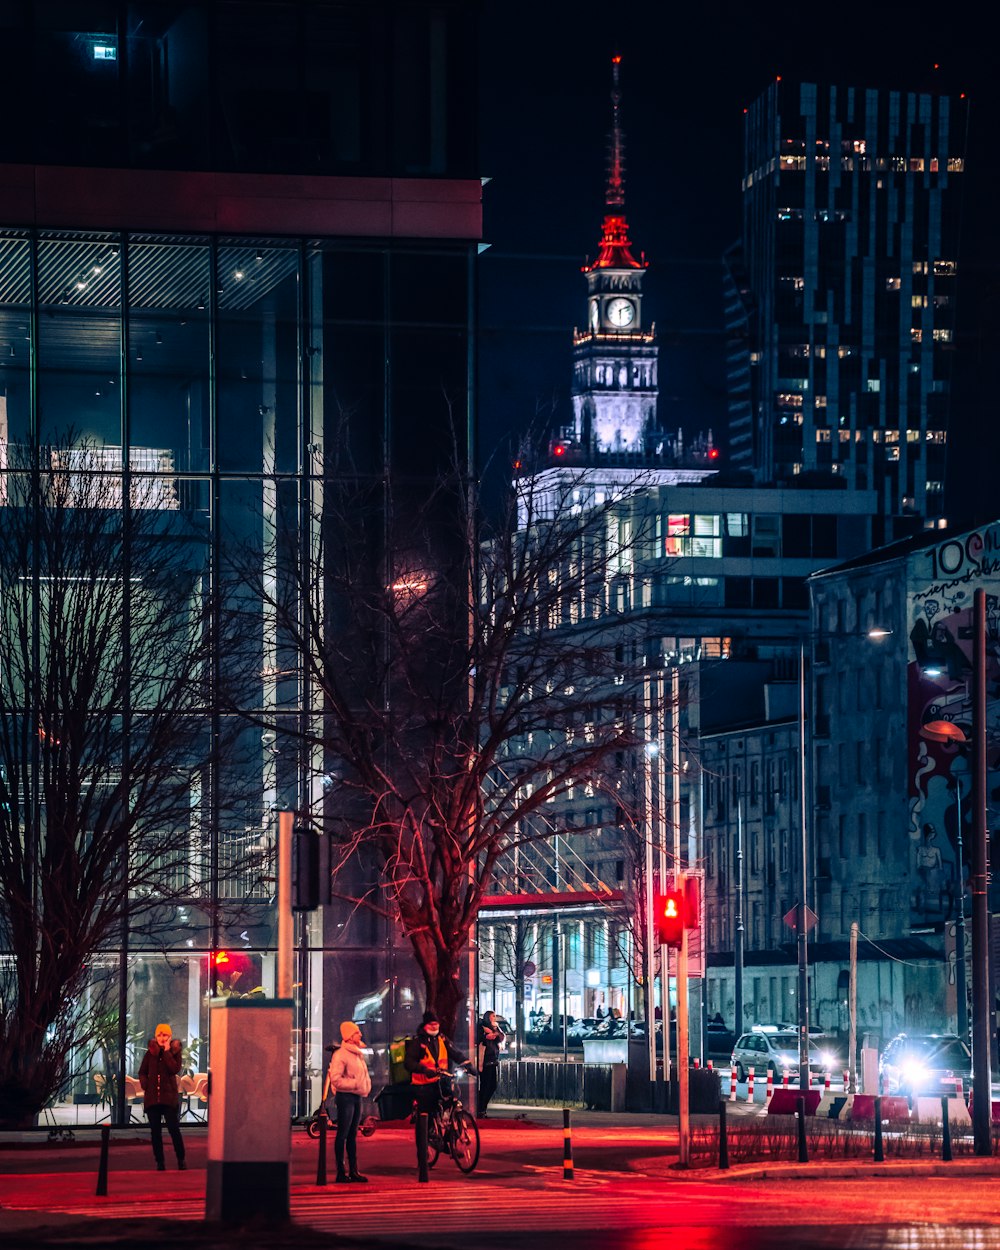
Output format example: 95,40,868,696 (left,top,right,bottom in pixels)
404,1009,468,1121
